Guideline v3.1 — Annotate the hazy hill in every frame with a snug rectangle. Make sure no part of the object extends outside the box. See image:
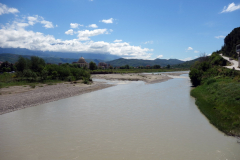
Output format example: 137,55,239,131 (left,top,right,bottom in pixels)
0,53,105,65
221,27,240,59
106,58,184,67
0,48,120,61
172,58,200,69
